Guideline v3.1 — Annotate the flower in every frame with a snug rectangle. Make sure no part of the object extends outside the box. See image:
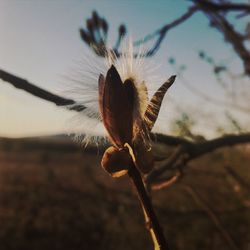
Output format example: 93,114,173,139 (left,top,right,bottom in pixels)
66,40,176,176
